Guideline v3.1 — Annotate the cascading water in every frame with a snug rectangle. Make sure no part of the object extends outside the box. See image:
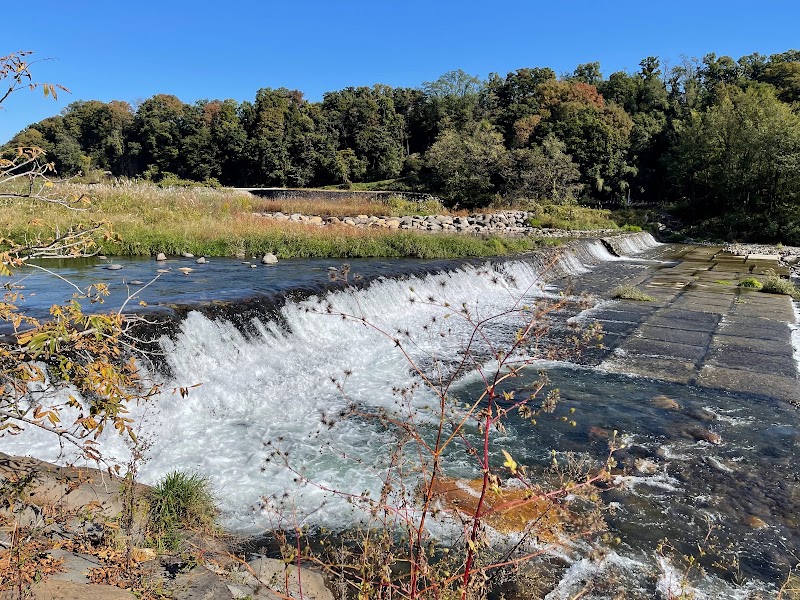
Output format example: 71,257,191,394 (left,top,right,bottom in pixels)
9,232,798,596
